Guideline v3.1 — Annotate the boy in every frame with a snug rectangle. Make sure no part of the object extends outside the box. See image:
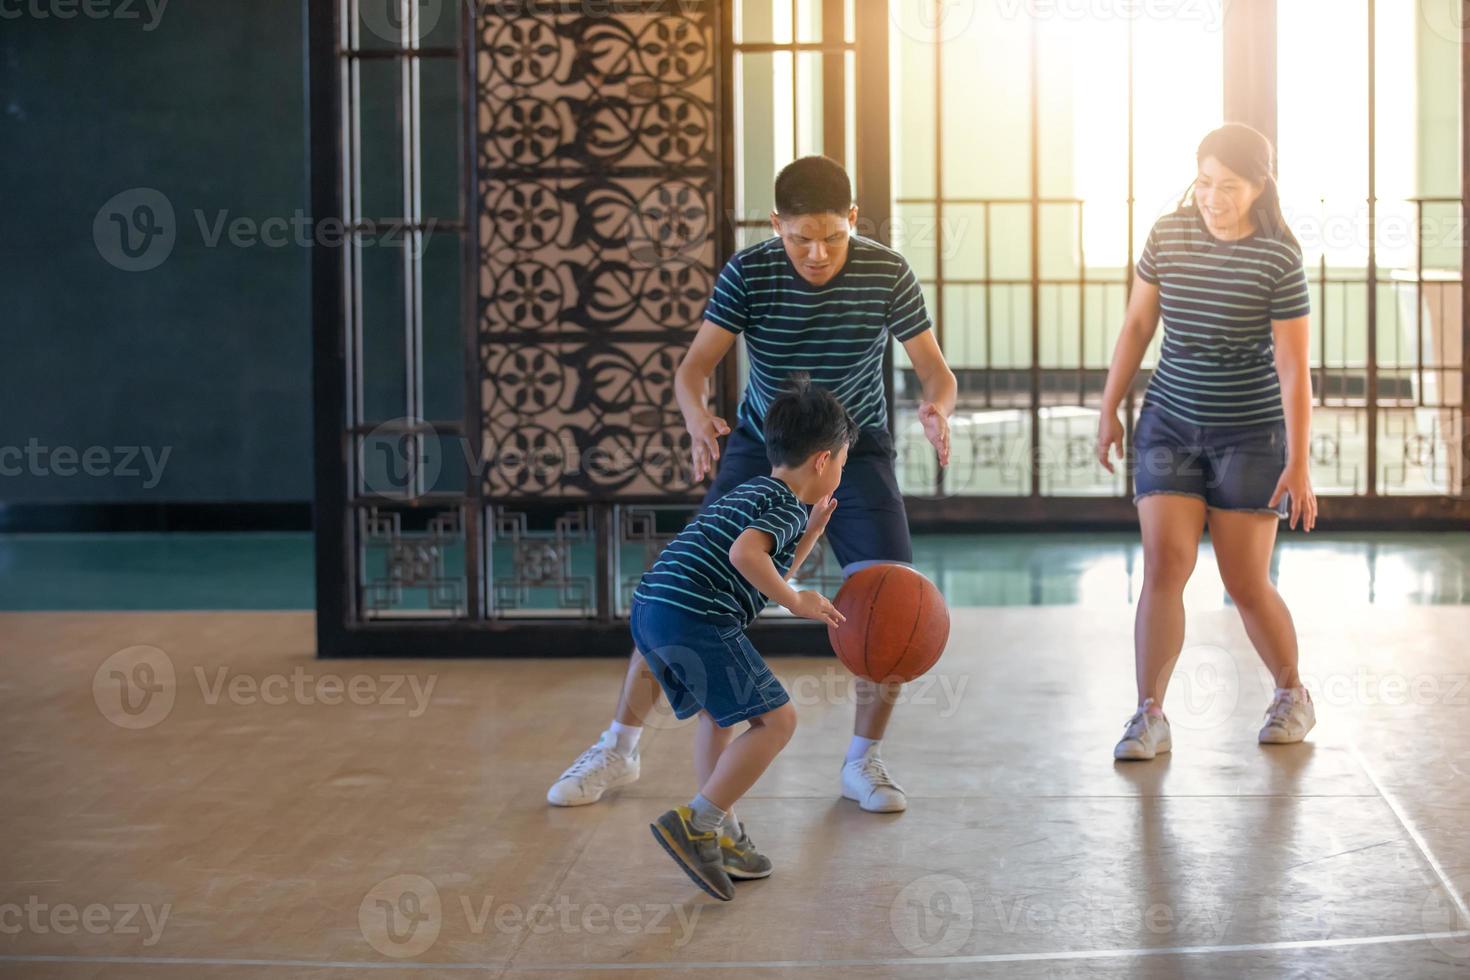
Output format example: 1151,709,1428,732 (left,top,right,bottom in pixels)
637,375,852,901
549,156,958,815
